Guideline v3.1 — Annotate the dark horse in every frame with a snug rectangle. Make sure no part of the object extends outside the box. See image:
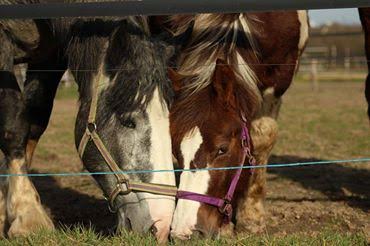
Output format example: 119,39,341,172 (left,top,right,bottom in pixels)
0,4,176,242
359,8,370,122
152,11,309,238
